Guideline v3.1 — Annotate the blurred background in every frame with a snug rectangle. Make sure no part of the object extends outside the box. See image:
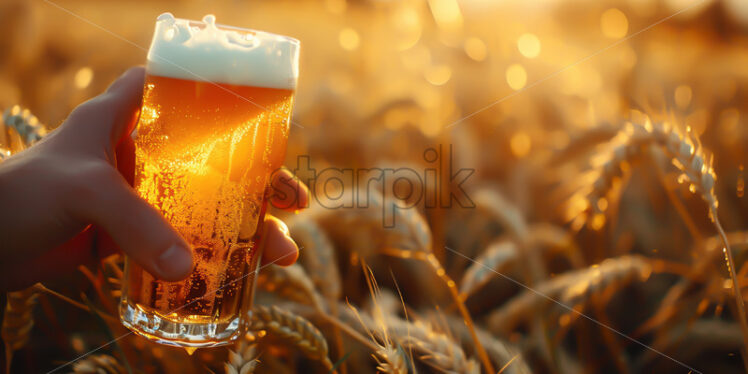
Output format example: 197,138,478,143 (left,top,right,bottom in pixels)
2,0,748,373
